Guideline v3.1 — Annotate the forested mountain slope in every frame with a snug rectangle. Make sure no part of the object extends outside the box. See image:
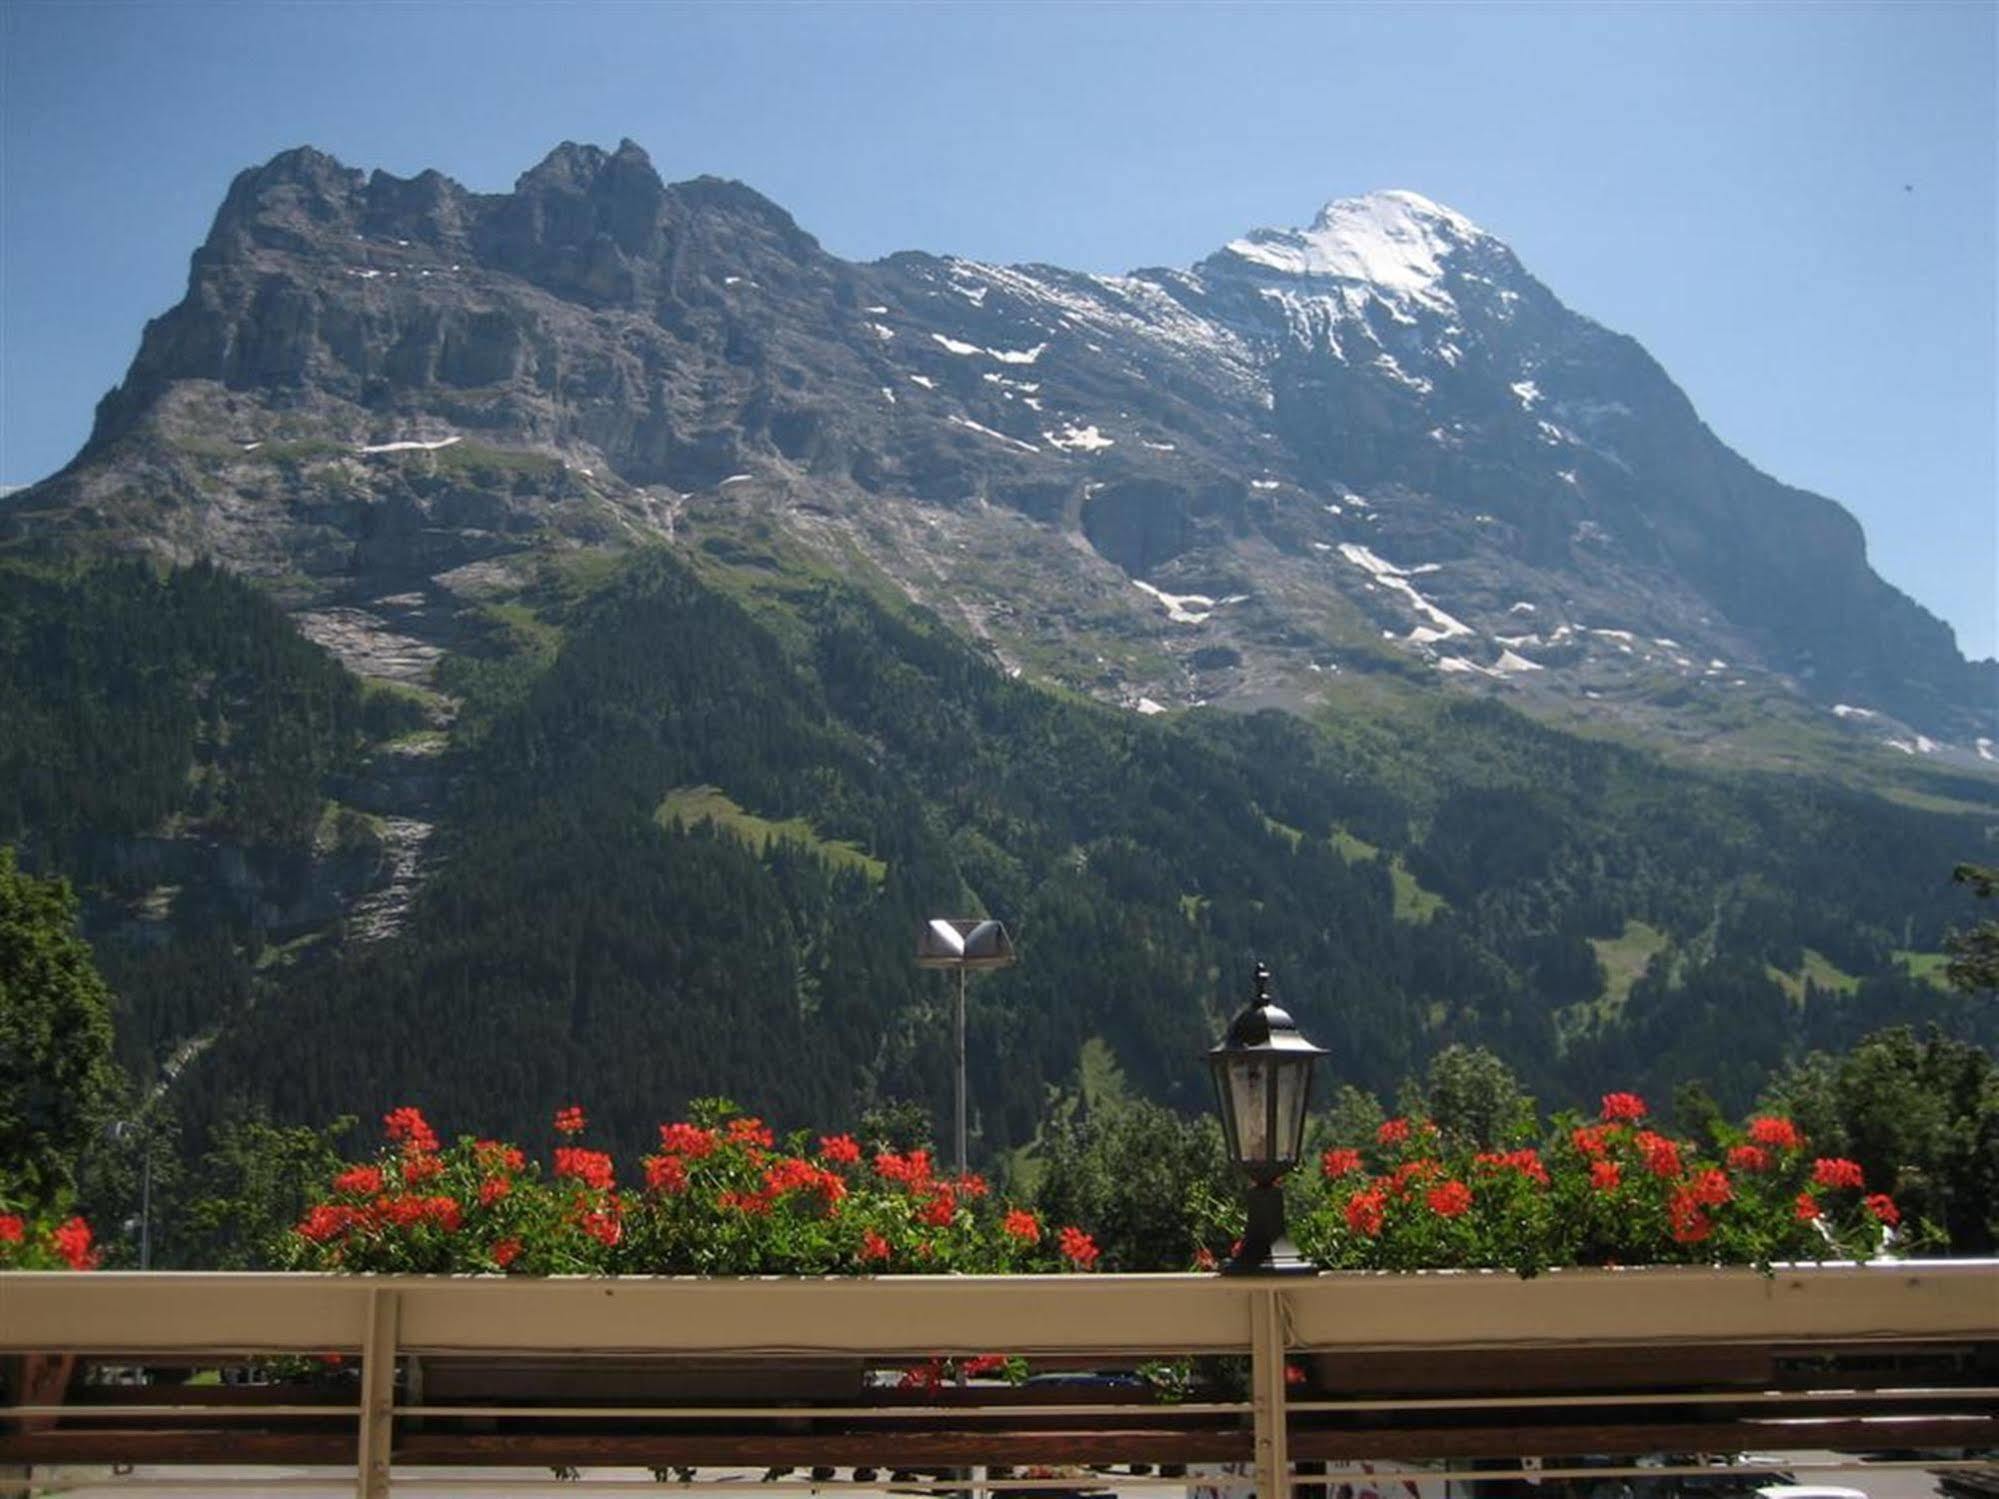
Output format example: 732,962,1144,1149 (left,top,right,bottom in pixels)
54,547,1971,1166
